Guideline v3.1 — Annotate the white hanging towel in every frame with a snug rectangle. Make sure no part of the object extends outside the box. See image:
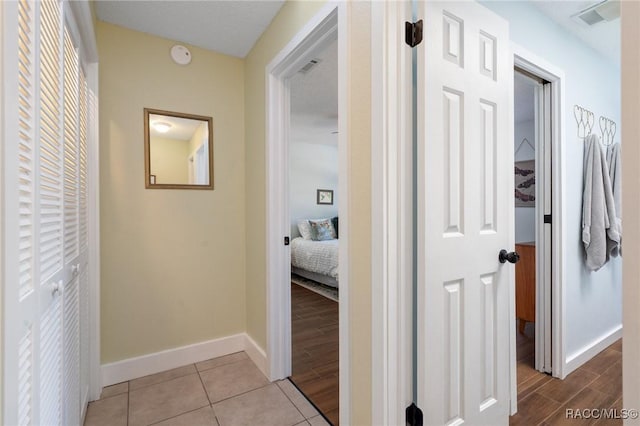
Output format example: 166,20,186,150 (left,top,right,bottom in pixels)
582,134,620,271
607,143,622,257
